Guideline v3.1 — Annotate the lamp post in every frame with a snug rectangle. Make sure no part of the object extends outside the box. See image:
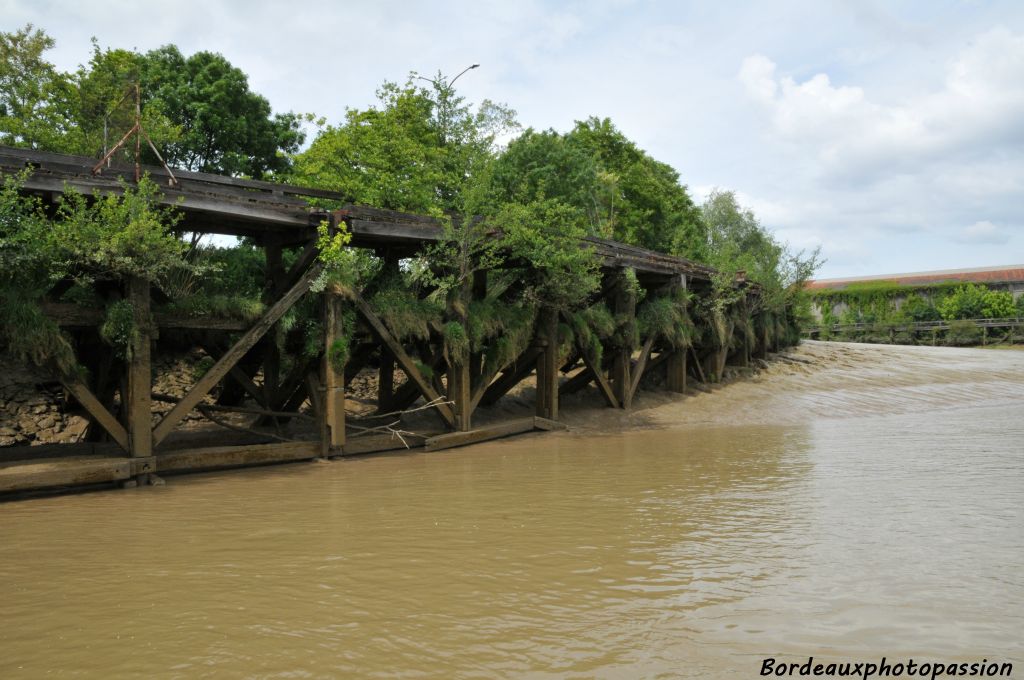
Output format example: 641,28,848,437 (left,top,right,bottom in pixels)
415,64,480,146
